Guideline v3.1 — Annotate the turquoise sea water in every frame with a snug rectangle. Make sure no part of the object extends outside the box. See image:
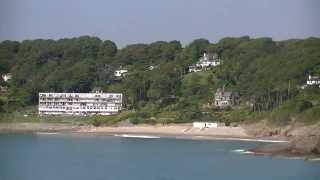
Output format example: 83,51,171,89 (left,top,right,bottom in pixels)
0,133,319,180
